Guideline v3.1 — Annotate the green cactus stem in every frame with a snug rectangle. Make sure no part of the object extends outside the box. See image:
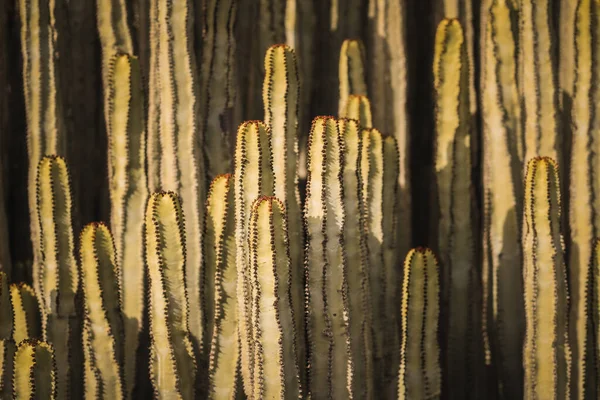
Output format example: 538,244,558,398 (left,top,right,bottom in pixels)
19,0,67,303
305,116,352,399
433,18,478,399
79,222,124,399
145,192,197,400
338,39,367,117
397,248,441,400
10,284,41,344
106,52,148,399
481,0,524,397
234,121,274,397
13,339,56,399
522,157,571,400
0,272,11,340
0,339,15,398
204,174,241,399
338,118,373,399
249,196,301,399
342,95,372,128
